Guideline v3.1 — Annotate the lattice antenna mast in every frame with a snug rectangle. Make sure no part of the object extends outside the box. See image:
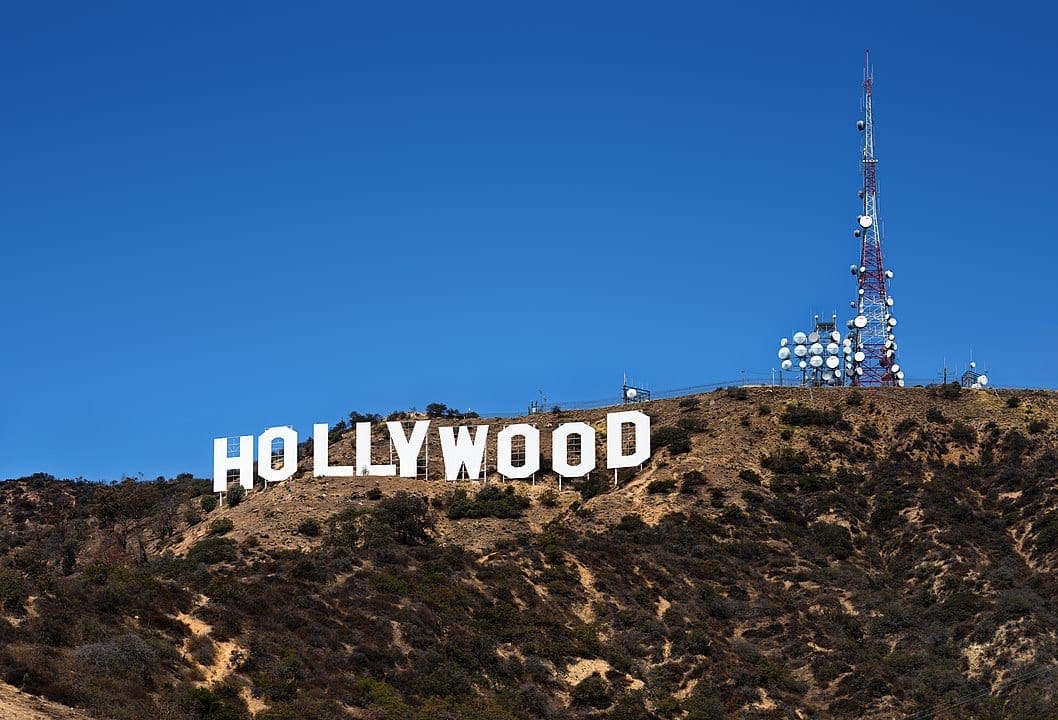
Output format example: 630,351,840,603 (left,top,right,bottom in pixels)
847,50,902,387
